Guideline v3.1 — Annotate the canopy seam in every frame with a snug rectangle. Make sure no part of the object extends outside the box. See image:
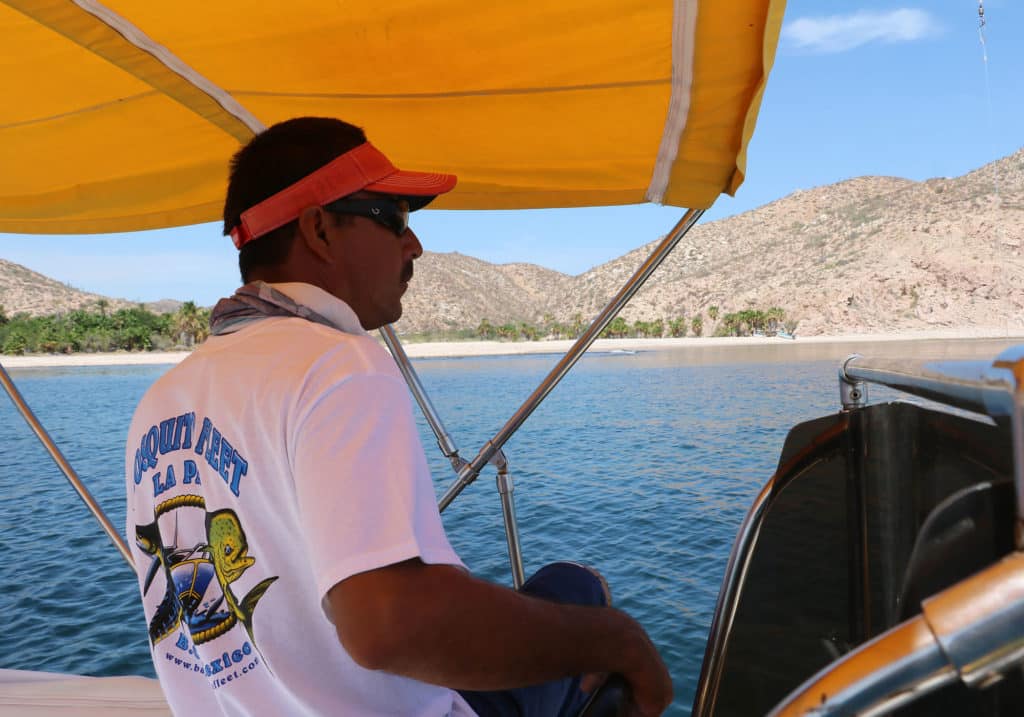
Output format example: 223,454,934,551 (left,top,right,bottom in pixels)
645,0,698,204
71,0,266,136
233,78,671,101
0,92,156,131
